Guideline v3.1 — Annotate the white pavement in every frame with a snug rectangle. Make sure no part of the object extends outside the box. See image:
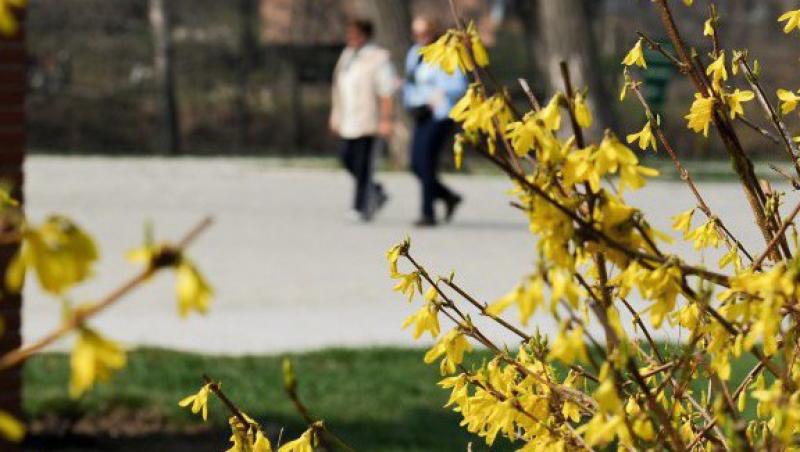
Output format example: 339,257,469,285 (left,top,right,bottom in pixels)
21,156,779,354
